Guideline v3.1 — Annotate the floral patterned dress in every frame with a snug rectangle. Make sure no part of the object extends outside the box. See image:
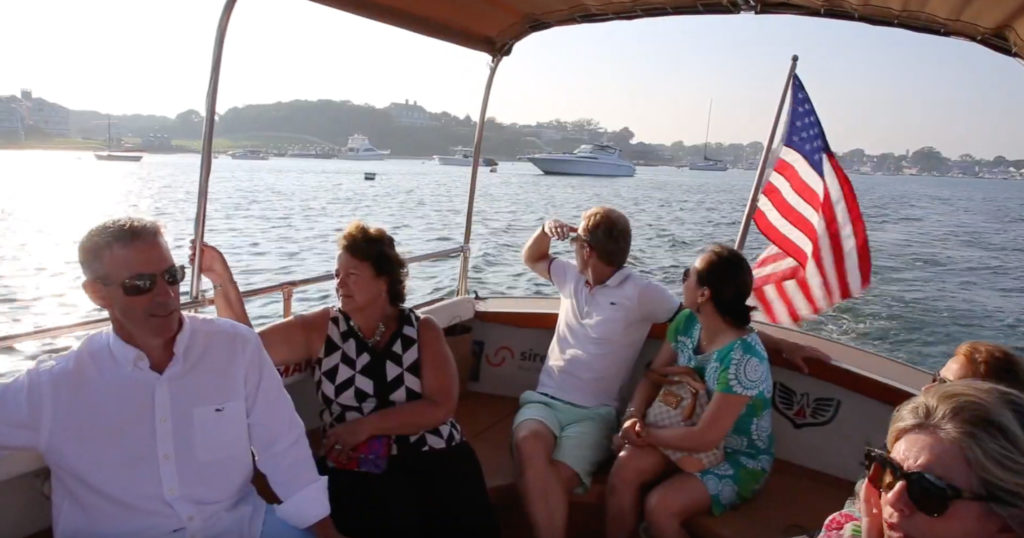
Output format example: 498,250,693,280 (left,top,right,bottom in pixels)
666,309,775,515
